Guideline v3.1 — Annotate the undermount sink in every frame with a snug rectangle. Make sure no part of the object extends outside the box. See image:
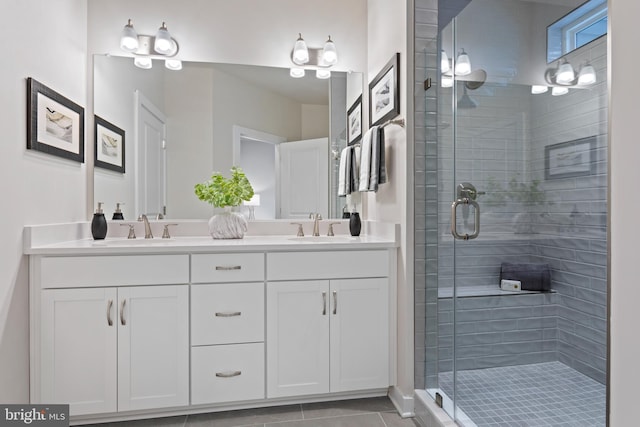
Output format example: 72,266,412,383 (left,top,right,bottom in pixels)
287,236,357,243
